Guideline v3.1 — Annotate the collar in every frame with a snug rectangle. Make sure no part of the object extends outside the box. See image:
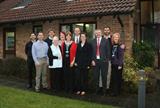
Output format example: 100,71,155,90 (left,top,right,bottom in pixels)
104,35,111,39
48,36,53,40
37,40,44,43
75,35,80,38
